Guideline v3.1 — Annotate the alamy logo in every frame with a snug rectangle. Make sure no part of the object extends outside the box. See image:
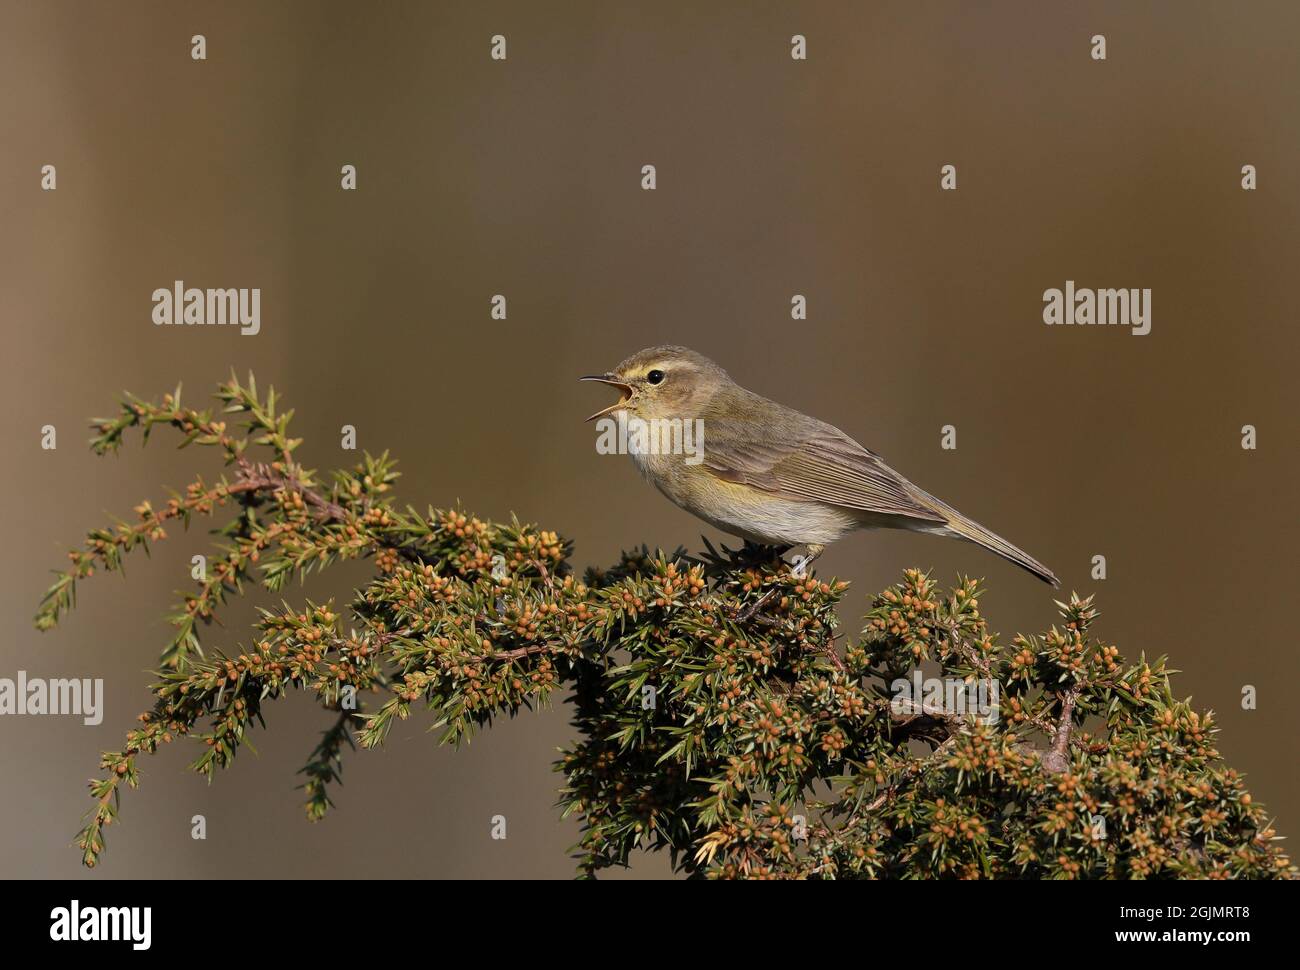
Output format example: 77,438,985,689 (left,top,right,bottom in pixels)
891,670,1000,724
151,280,260,335
595,412,705,465
49,900,151,950
1043,280,1151,335
0,671,103,725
